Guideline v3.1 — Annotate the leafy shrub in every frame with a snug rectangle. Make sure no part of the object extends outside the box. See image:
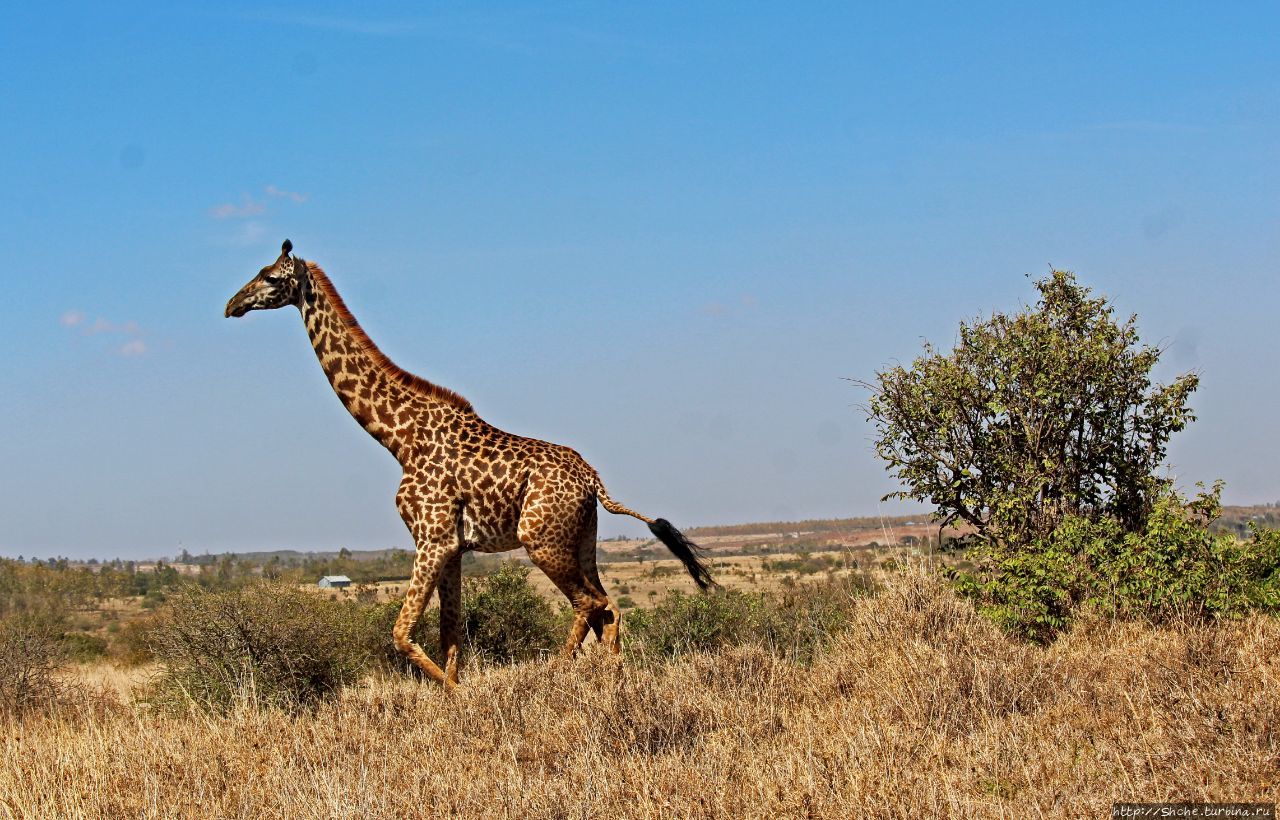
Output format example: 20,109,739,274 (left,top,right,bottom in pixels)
61,631,108,662
763,551,841,575
0,613,67,715
146,582,372,712
627,577,865,662
953,484,1280,641
369,562,560,671
626,589,769,657
463,563,560,663
362,598,440,672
